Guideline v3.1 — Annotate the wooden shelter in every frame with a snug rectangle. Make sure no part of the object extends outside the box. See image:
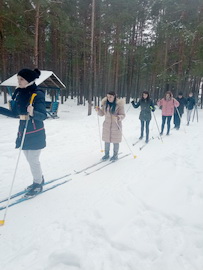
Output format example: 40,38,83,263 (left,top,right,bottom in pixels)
0,70,66,118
